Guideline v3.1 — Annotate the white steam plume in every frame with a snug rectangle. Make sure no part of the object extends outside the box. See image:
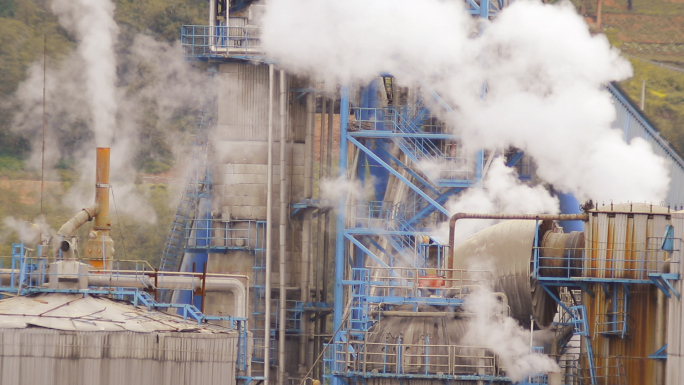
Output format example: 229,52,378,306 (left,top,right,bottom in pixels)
434,157,559,244
260,0,670,203
51,0,119,147
463,286,560,381
319,176,369,205
10,3,214,223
